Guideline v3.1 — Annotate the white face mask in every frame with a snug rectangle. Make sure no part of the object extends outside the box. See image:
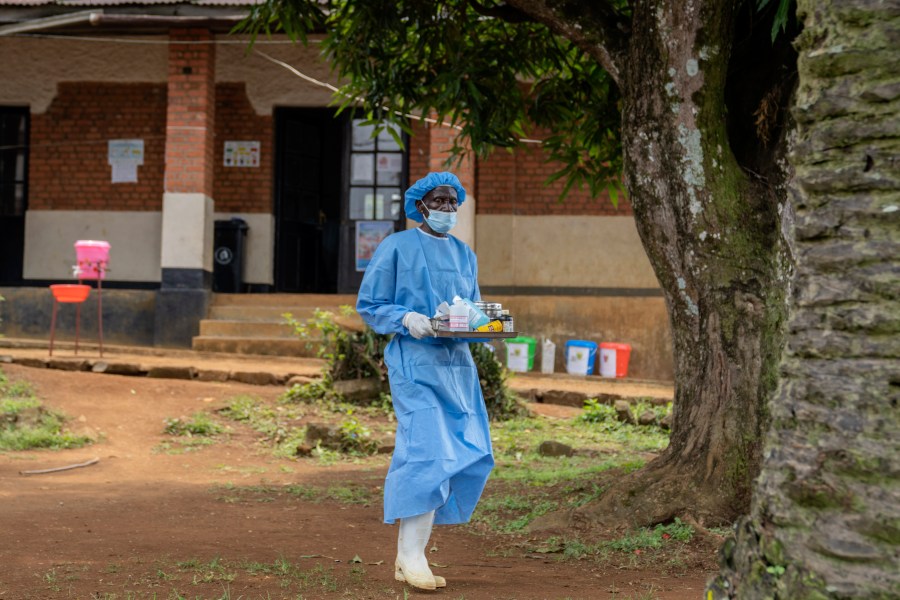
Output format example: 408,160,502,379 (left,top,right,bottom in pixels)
422,206,457,233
